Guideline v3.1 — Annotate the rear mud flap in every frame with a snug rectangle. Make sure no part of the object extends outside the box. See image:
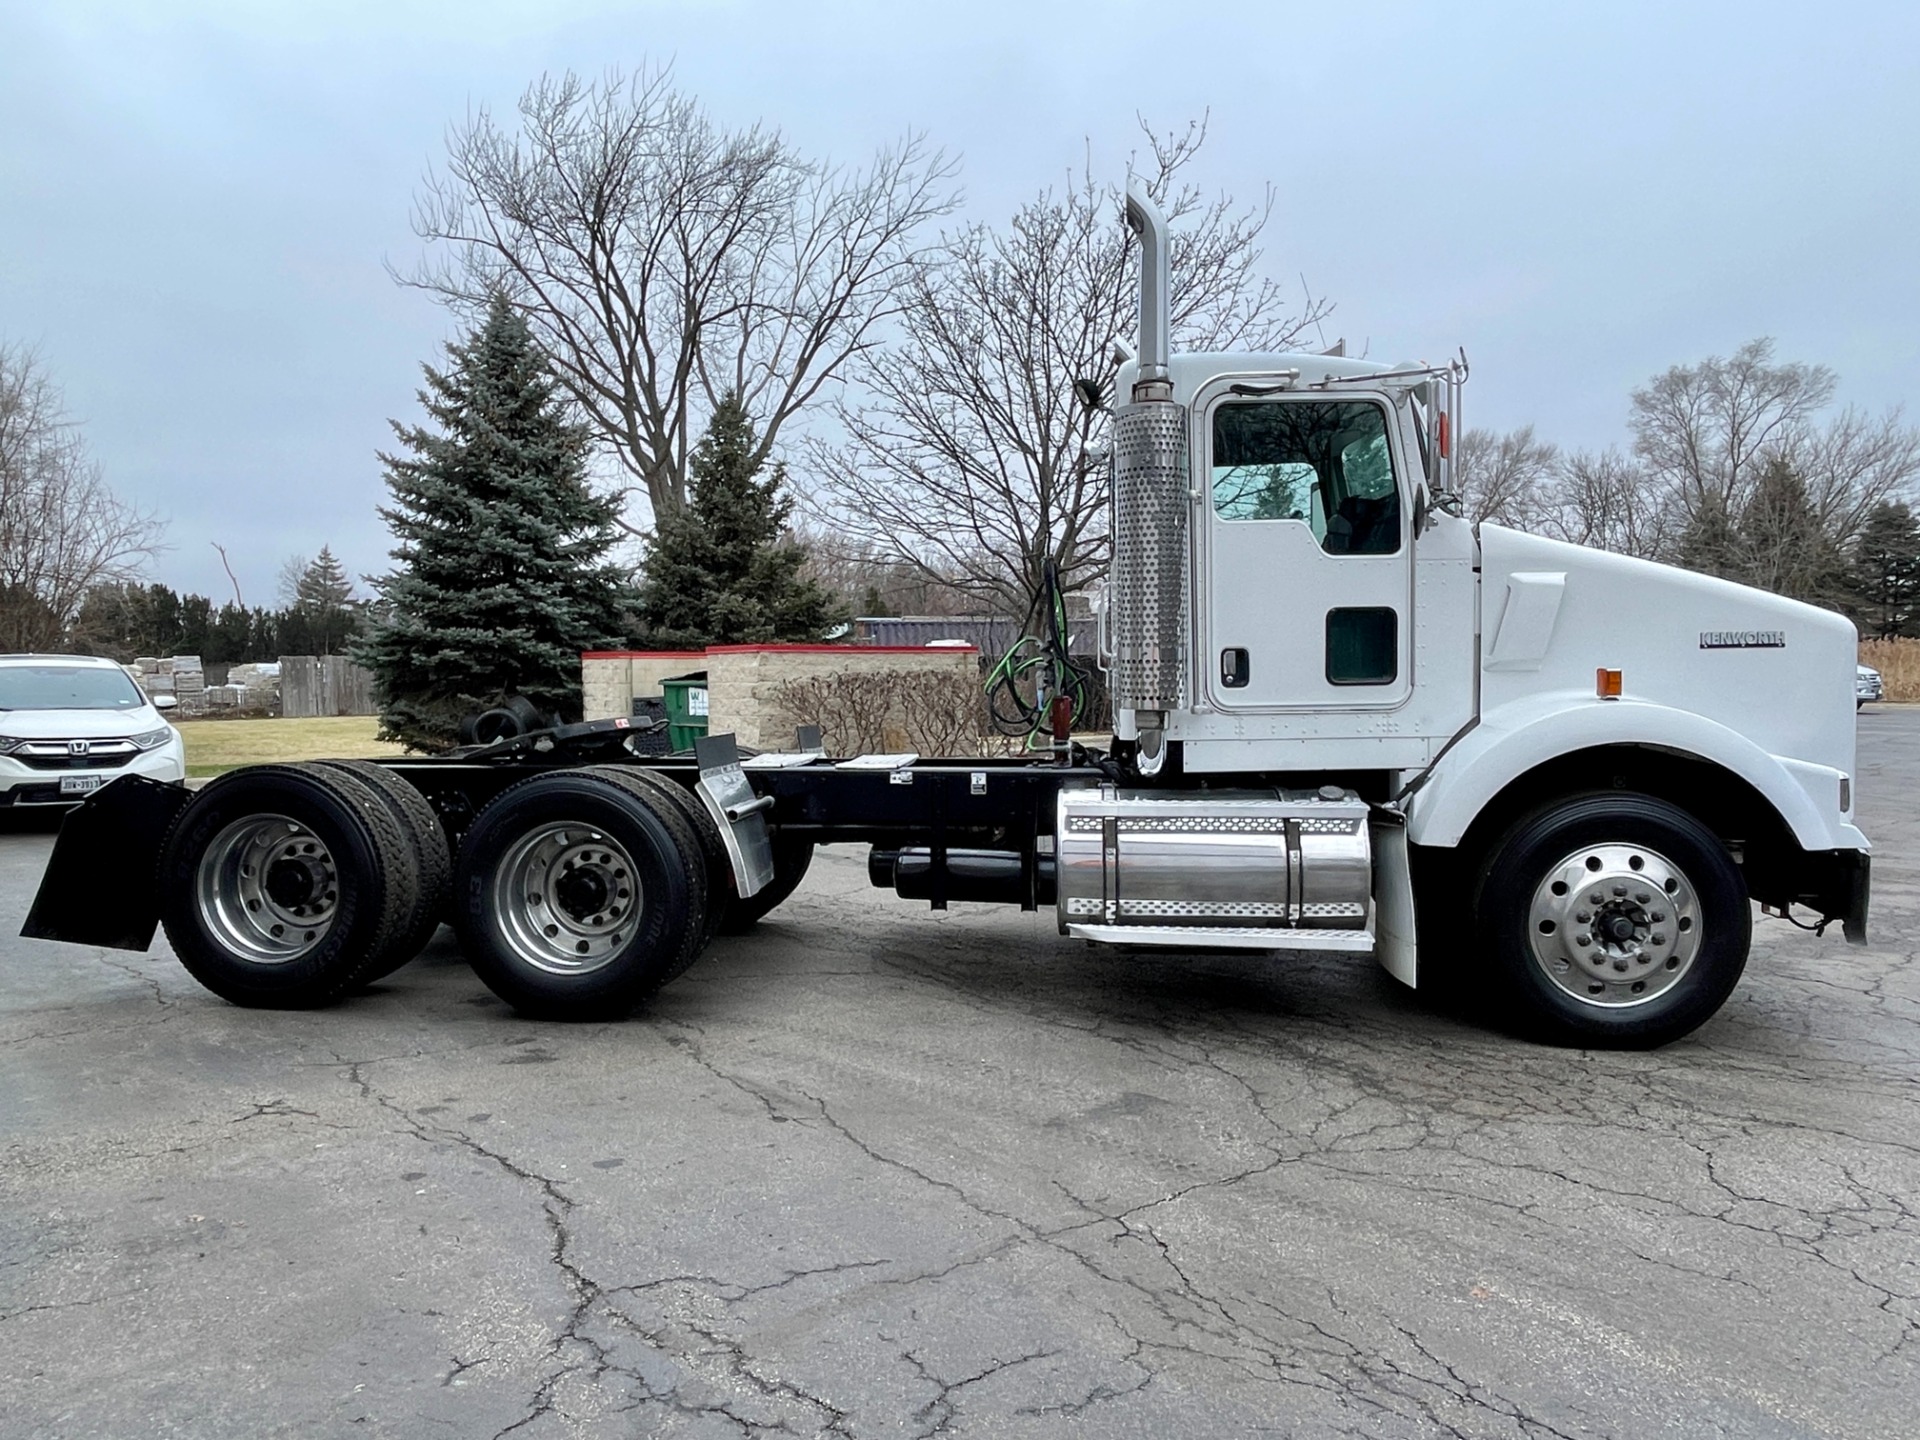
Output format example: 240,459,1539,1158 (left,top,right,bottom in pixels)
21,775,192,951
694,735,775,899
1370,809,1418,988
